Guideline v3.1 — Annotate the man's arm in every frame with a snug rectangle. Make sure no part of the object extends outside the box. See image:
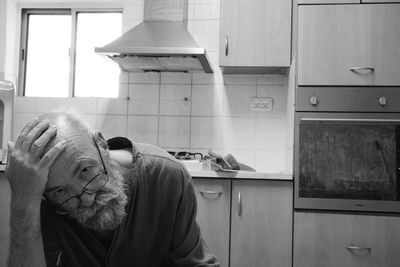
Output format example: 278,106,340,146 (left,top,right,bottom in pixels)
170,166,219,267
6,118,65,267
9,202,47,266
